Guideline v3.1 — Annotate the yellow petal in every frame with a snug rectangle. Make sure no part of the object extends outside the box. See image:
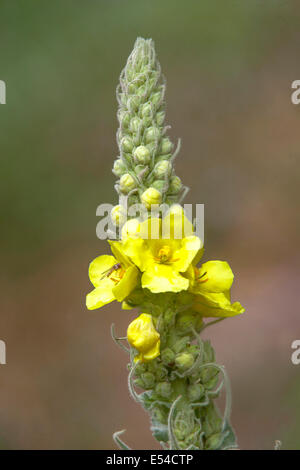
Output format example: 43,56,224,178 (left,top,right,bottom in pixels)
135,339,161,362
88,255,117,287
141,264,189,293
127,313,160,363
86,282,116,310
139,217,161,240
192,247,205,266
162,205,194,239
109,240,131,268
194,260,234,294
112,265,139,301
193,292,245,318
122,238,153,271
172,236,202,272
122,301,134,310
